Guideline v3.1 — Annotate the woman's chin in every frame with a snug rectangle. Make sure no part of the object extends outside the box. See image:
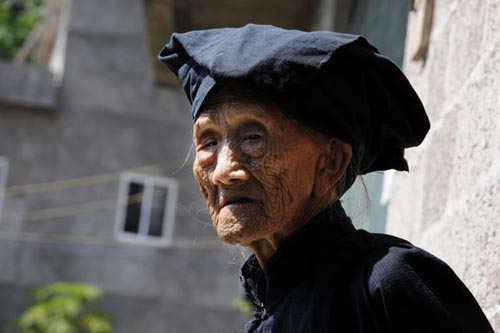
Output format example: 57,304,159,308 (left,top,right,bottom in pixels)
214,215,264,246
215,219,248,245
